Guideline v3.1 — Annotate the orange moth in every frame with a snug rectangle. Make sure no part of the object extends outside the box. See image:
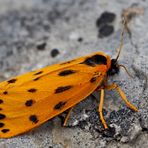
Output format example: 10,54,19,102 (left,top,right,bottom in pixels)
0,21,138,138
